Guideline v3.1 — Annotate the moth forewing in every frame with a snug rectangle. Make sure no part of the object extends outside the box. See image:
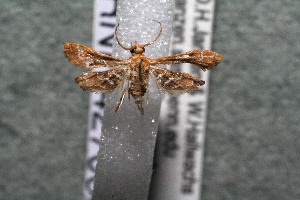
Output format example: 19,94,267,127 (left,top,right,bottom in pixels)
149,49,223,71
64,42,129,69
